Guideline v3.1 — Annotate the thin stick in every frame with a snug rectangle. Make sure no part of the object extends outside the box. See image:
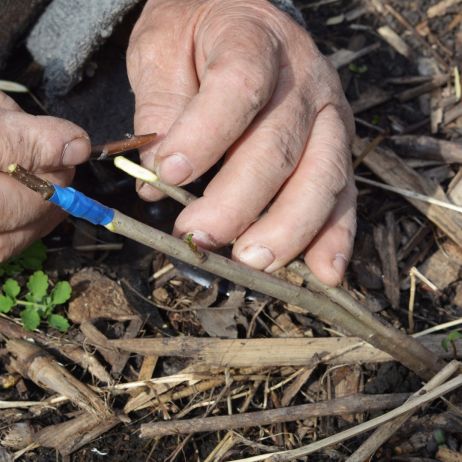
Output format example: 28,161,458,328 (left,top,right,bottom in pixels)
106,209,443,379
0,396,68,409
7,164,444,379
90,132,158,160
7,164,54,199
113,156,196,206
229,374,462,462
139,393,410,438
415,318,462,337
408,268,417,334
346,360,461,462
355,175,462,214
109,158,443,378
